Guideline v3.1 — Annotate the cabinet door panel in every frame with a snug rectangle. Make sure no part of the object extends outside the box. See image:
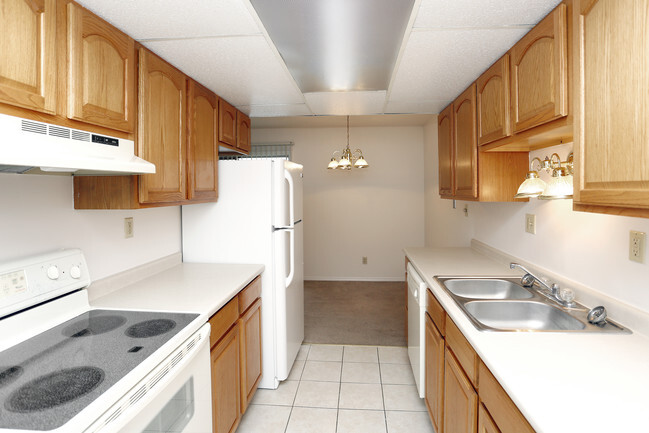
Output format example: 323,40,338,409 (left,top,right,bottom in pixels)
138,49,186,204
239,298,262,413
477,55,511,146
211,324,241,433
478,404,501,433
236,110,251,153
0,0,56,114
68,3,135,132
574,0,649,211
511,4,567,133
443,348,478,433
454,85,478,200
187,80,218,201
425,314,445,433
438,104,454,198
219,98,237,147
